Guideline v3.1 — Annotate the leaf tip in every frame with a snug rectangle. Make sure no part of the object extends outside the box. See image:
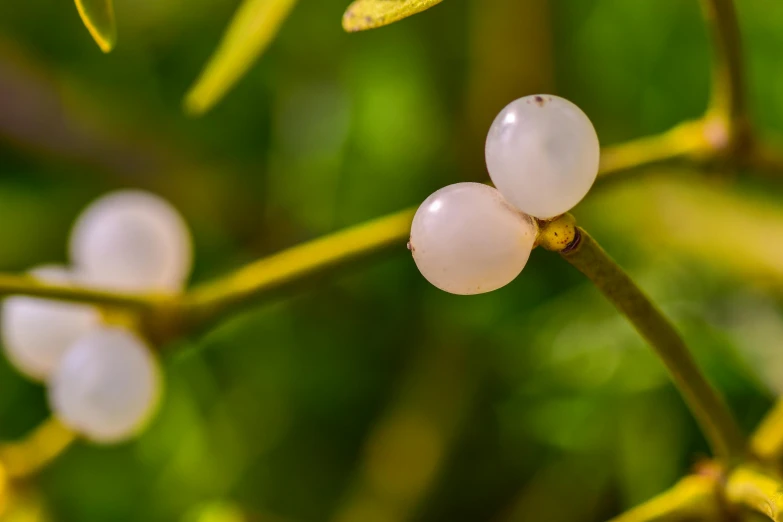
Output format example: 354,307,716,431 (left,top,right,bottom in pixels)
96,34,116,53
74,0,117,52
182,0,299,116
183,90,209,117
341,0,445,32
341,6,362,32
